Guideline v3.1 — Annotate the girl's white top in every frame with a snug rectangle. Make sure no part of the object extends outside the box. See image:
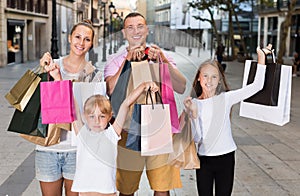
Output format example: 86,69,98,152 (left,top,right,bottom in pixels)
72,124,121,193
190,63,266,156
